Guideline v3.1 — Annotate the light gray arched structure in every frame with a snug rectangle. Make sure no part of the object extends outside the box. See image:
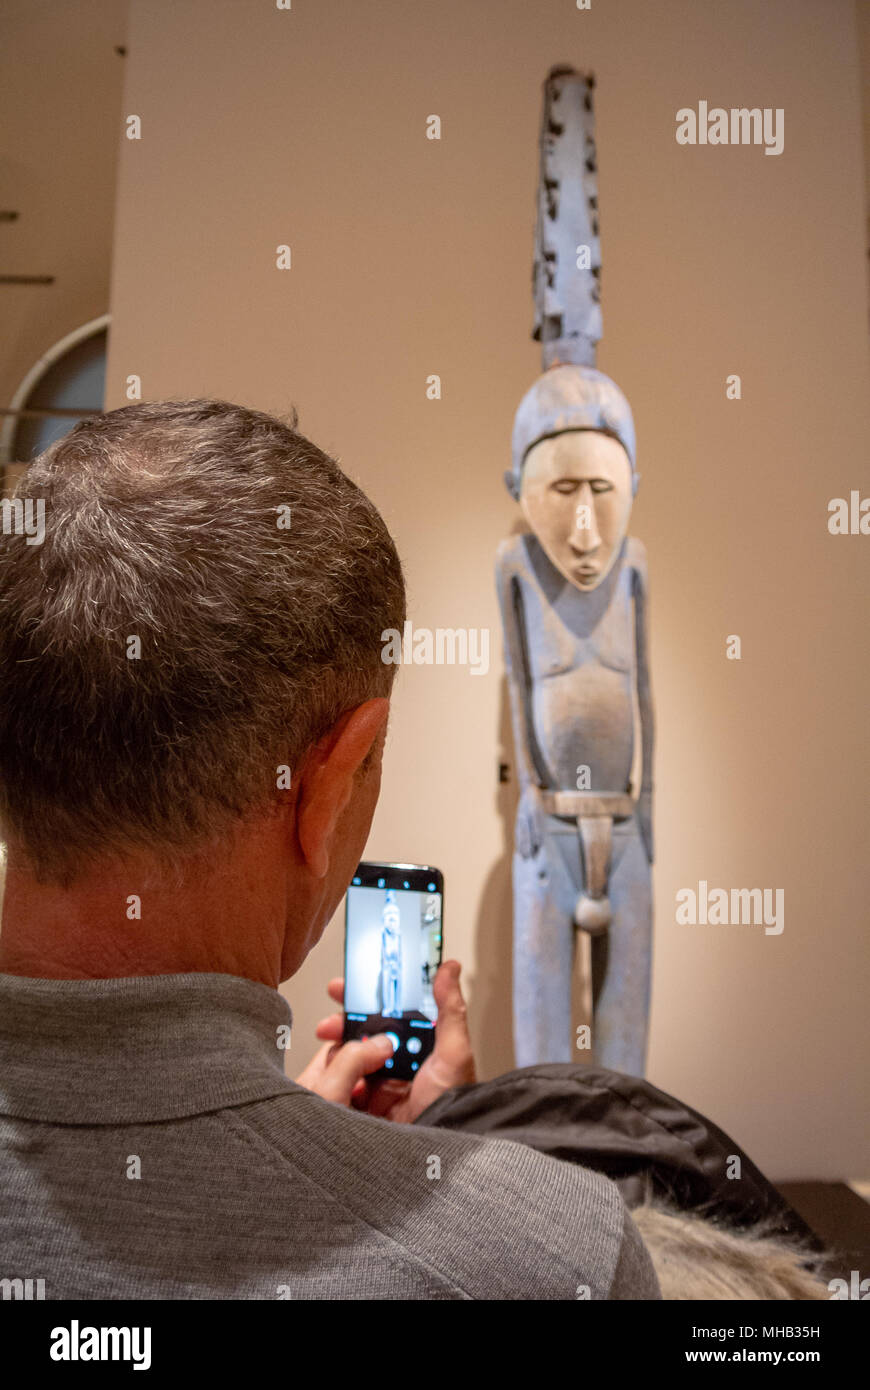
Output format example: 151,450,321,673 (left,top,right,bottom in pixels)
1,314,108,481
